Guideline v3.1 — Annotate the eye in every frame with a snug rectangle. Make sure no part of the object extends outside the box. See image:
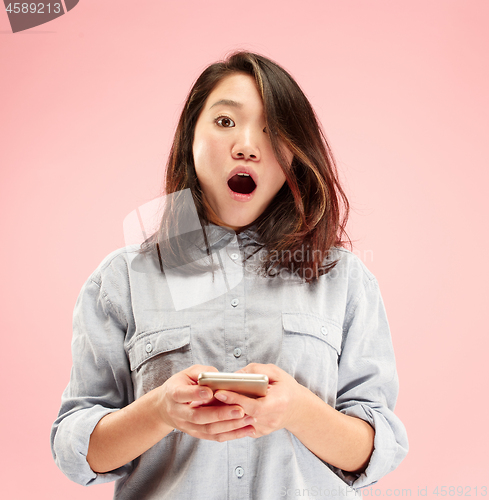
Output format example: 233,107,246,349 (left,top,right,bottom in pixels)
215,116,235,128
